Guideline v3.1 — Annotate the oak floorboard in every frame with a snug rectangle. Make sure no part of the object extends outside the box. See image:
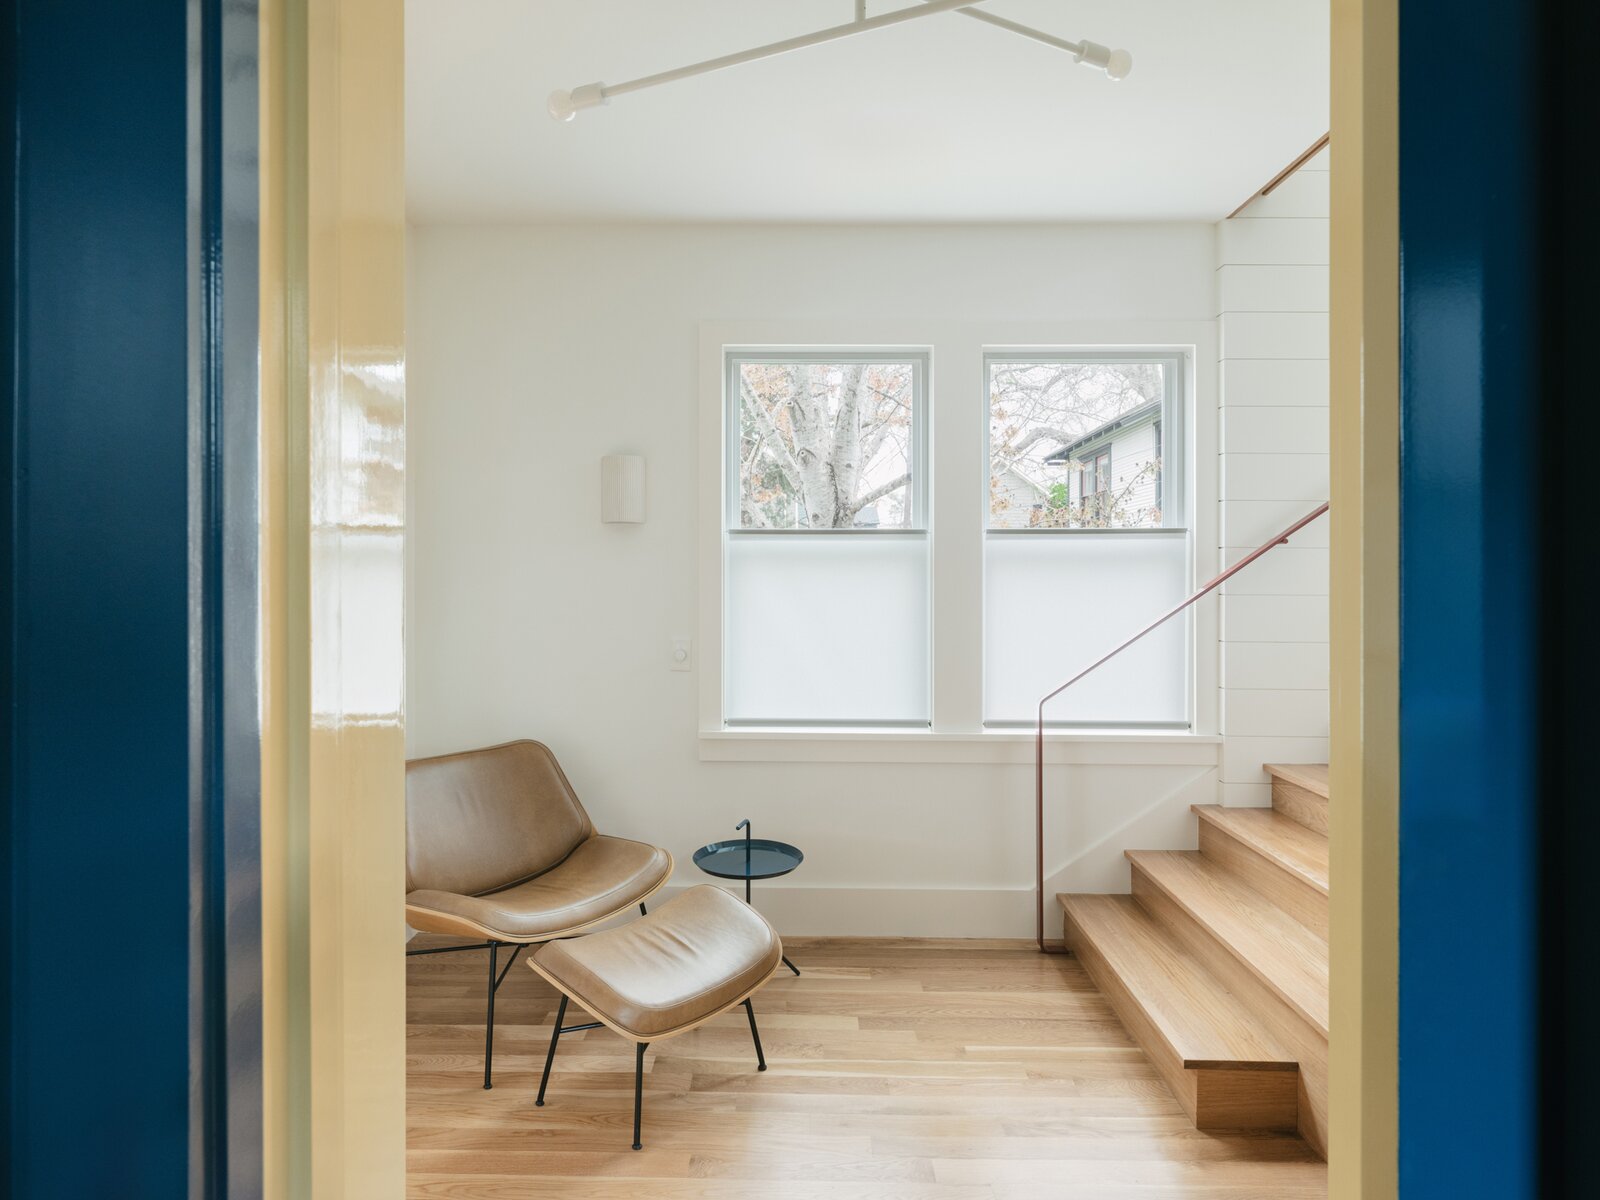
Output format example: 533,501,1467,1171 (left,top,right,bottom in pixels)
408,935,1326,1198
